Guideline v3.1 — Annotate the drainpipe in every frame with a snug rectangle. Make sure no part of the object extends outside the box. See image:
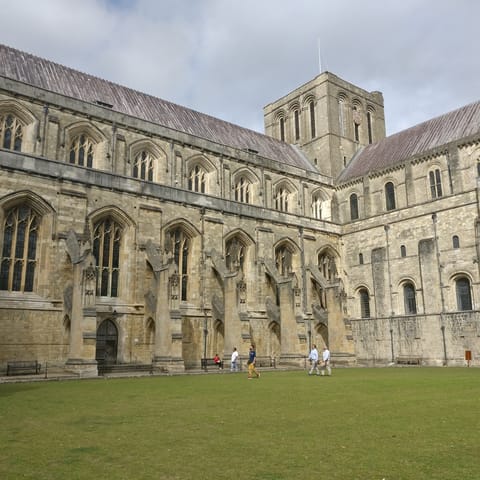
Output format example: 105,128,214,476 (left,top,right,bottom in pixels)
432,213,447,365
385,225,395,362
